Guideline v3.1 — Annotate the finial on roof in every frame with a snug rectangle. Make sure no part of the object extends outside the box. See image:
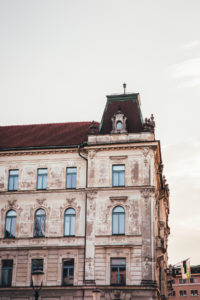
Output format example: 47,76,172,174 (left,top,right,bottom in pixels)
123,83,126,94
